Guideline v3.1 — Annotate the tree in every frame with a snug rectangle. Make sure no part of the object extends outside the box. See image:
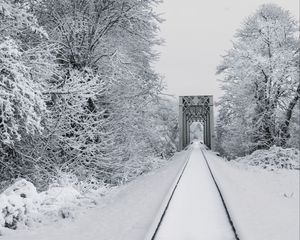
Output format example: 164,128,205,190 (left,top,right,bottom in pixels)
0,0,178,189
216,4,299,158
0,0,51,149
22,0,169,185
0,0,59,184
